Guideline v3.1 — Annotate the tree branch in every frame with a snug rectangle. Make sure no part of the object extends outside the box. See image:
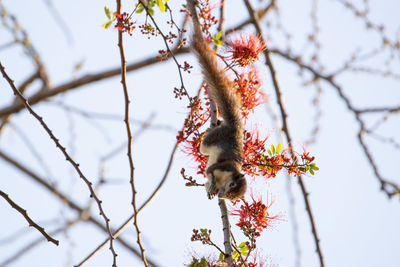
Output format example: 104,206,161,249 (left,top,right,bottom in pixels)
0,149,159,266
0,220,78,267
0,189,59,246
0,61,118,265
116,1,148,266
76,142,177,266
